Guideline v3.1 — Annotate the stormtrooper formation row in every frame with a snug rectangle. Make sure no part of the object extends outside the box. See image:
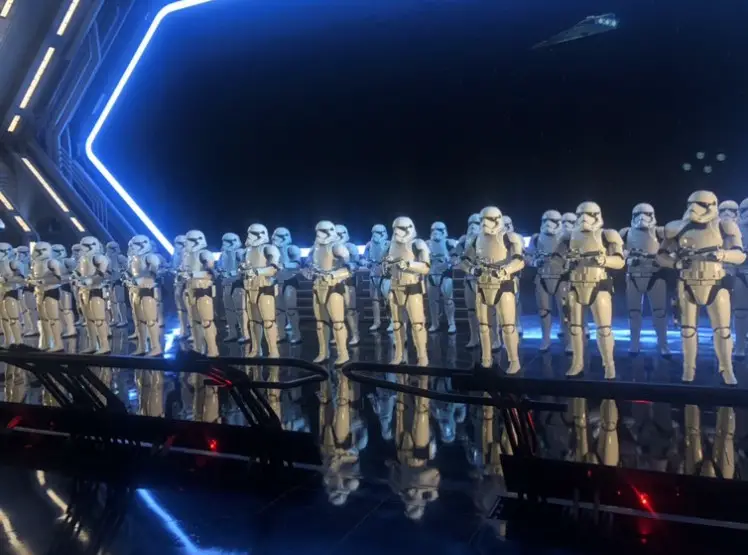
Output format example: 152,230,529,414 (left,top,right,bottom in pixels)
0,190,743,385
